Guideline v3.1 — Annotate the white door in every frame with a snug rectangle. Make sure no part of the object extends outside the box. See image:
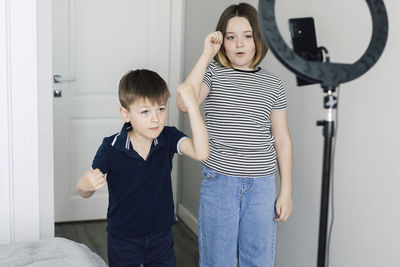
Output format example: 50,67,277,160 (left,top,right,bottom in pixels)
53,0,179,222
